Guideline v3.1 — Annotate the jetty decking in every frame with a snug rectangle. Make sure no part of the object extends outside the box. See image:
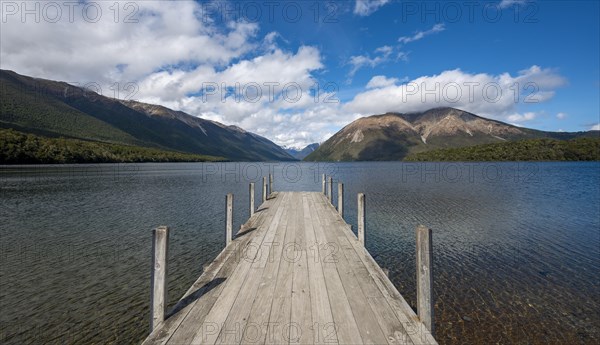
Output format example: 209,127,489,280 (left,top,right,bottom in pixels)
143,184,437,344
